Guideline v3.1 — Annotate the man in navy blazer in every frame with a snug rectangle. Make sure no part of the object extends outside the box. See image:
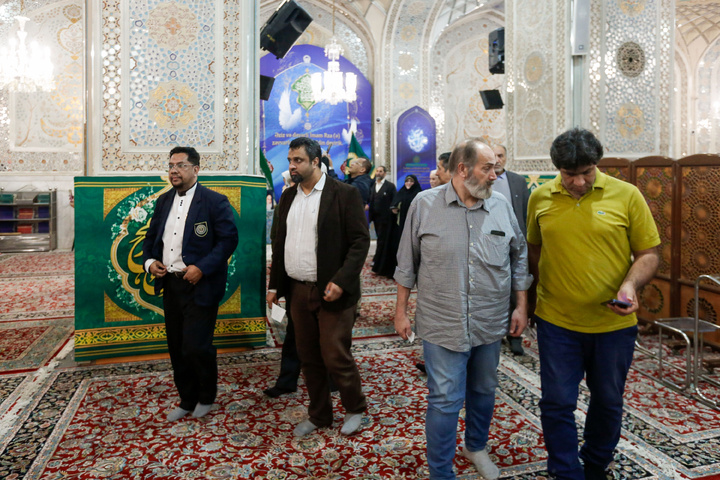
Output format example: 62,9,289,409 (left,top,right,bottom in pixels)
143,146,238,421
